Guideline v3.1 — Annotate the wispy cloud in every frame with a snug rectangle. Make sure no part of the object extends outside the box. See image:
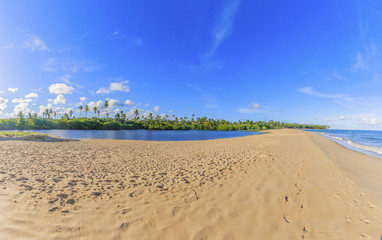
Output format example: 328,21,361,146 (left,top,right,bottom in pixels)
204,0,241,59
186,84,201,91
41,58,101,73
79,32,89,41
297,87,346,98
3,42,14,50
238,102,262,113
24,35,49,51
185,0,241,73
351,42,377,73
